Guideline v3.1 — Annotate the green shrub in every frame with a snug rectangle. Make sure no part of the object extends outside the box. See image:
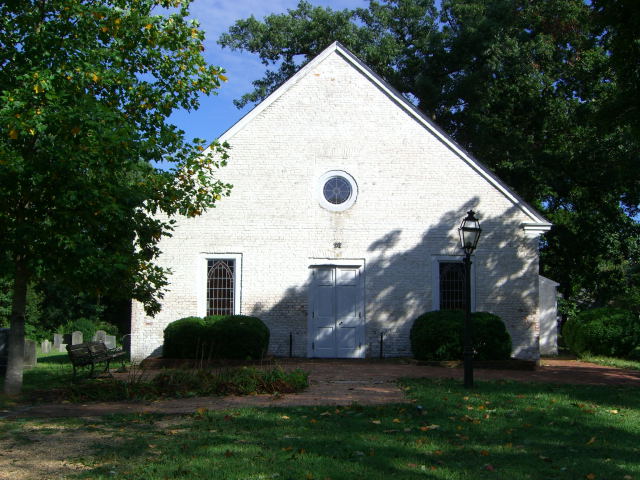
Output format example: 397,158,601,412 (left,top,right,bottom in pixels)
410,310,512,361
410,310,462,361
57,317,119,344
163,316,206,359
206,315,270,360
563,307,640,358
163,315,270,360
473,312,513,361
